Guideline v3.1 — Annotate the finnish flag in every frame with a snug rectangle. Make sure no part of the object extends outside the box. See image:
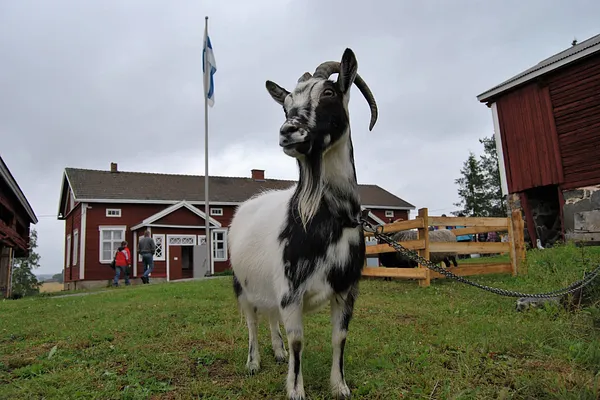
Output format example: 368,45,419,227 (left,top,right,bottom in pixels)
203,29,217,107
